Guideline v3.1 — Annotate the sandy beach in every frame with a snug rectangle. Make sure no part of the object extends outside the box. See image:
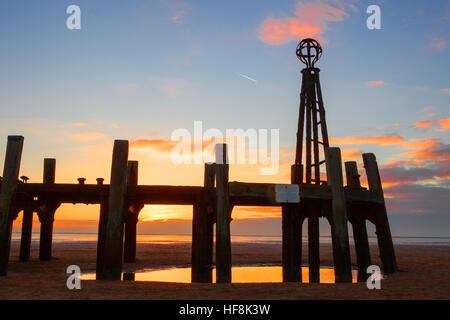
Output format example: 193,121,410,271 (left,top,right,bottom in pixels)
1,240,449,300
